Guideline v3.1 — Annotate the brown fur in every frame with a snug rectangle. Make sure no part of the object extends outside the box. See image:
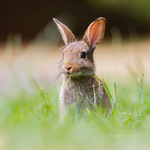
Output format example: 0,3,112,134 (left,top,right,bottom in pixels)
53,17,111,121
